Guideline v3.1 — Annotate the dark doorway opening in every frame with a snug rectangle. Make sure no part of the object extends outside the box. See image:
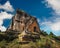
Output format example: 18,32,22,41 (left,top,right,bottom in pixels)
34,27,36,32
